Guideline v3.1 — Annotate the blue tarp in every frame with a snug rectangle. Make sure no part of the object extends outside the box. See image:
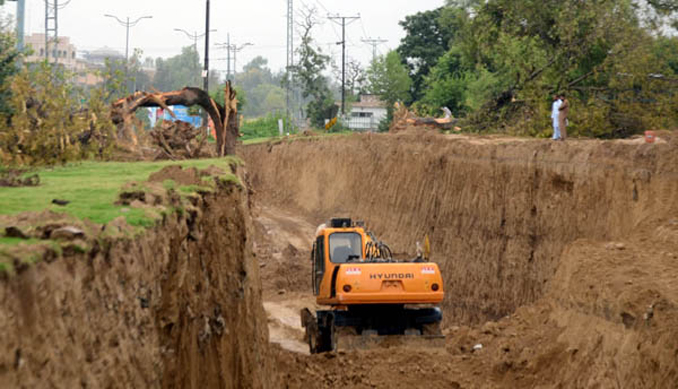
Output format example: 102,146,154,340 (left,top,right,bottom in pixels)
164,105,203,127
